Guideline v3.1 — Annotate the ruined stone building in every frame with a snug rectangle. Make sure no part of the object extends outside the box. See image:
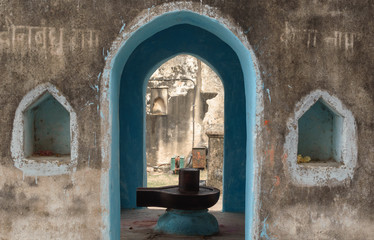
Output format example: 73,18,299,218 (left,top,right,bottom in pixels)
0,1,373,239
146,55,224,167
